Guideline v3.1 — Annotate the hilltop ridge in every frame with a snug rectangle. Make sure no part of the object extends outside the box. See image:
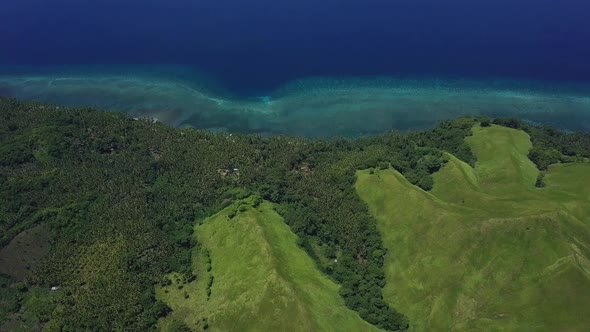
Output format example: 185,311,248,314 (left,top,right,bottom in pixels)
357,125,590,330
